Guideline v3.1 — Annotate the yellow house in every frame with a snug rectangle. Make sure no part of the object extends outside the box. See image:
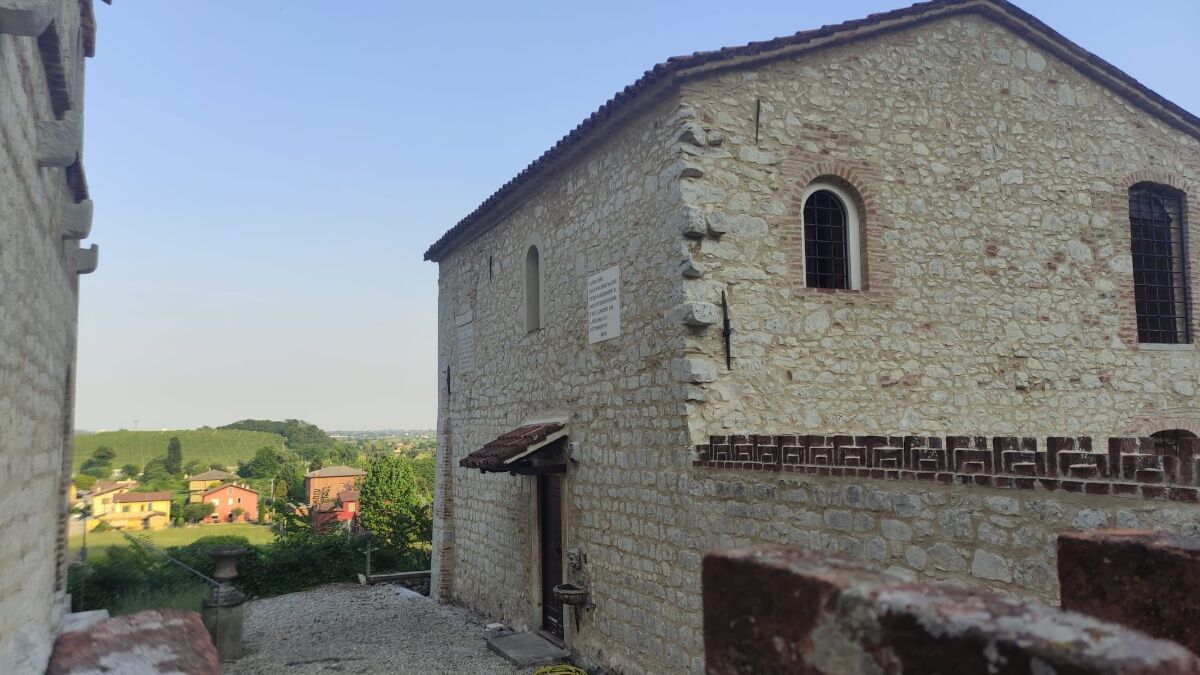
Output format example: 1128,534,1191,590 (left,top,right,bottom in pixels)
92,491,173,531
186,469,235,503
85,481,136,518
